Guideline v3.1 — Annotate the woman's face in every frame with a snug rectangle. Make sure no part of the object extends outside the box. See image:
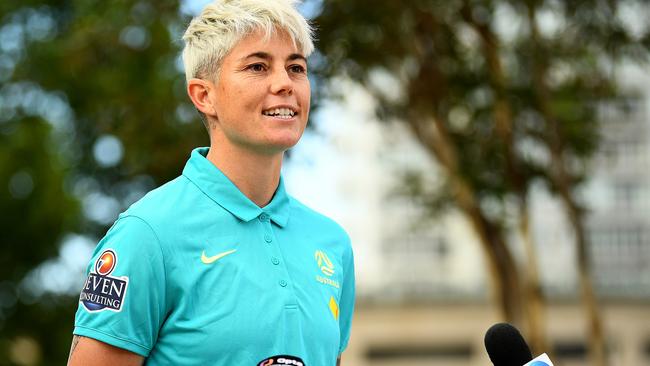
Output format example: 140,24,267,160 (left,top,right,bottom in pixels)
208,28,310,155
